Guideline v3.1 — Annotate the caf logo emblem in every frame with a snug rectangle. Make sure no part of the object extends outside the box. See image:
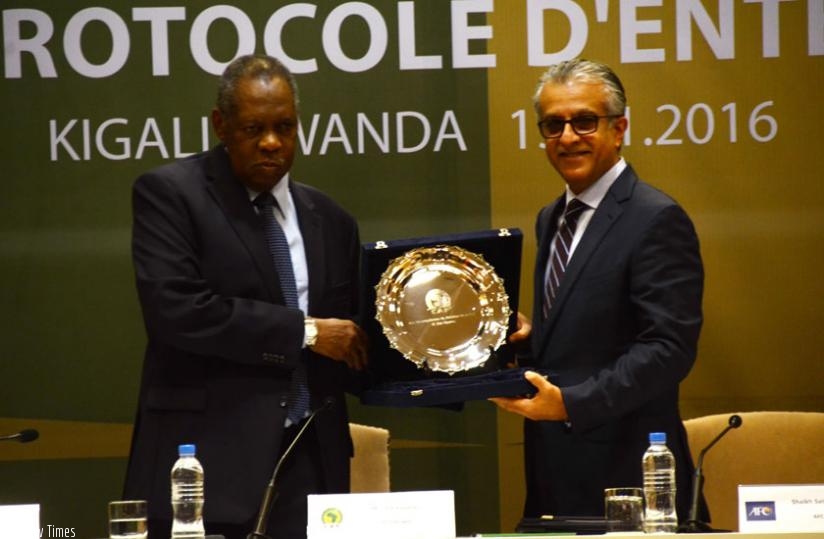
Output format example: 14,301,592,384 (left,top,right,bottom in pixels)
425,288,452,314
321,507,343,525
